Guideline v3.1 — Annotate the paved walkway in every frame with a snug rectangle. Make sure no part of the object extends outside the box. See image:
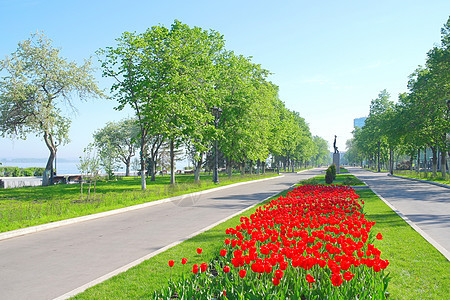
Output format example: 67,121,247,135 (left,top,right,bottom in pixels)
0,170,323,300
348,167,450,259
